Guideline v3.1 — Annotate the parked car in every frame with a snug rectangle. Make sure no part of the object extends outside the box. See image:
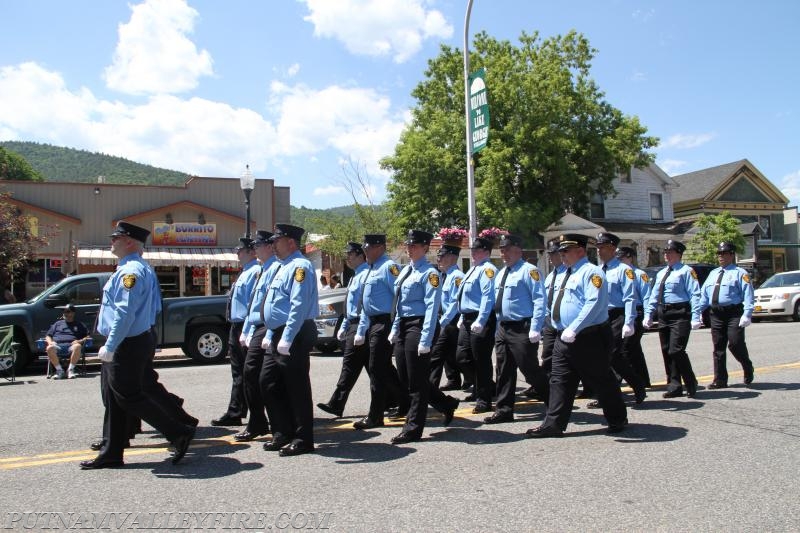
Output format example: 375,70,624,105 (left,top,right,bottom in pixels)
752,270,800,321
314,287,347,353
